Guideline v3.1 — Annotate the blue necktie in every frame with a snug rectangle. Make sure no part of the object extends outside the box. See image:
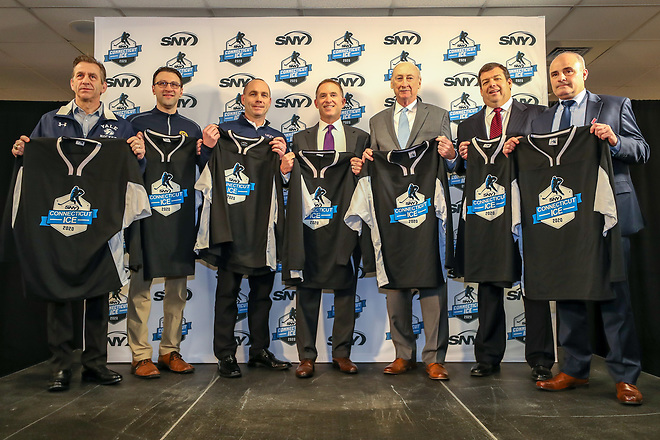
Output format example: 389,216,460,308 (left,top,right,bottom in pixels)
323,124,334,150
559,100,576,130
397,107,410,149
